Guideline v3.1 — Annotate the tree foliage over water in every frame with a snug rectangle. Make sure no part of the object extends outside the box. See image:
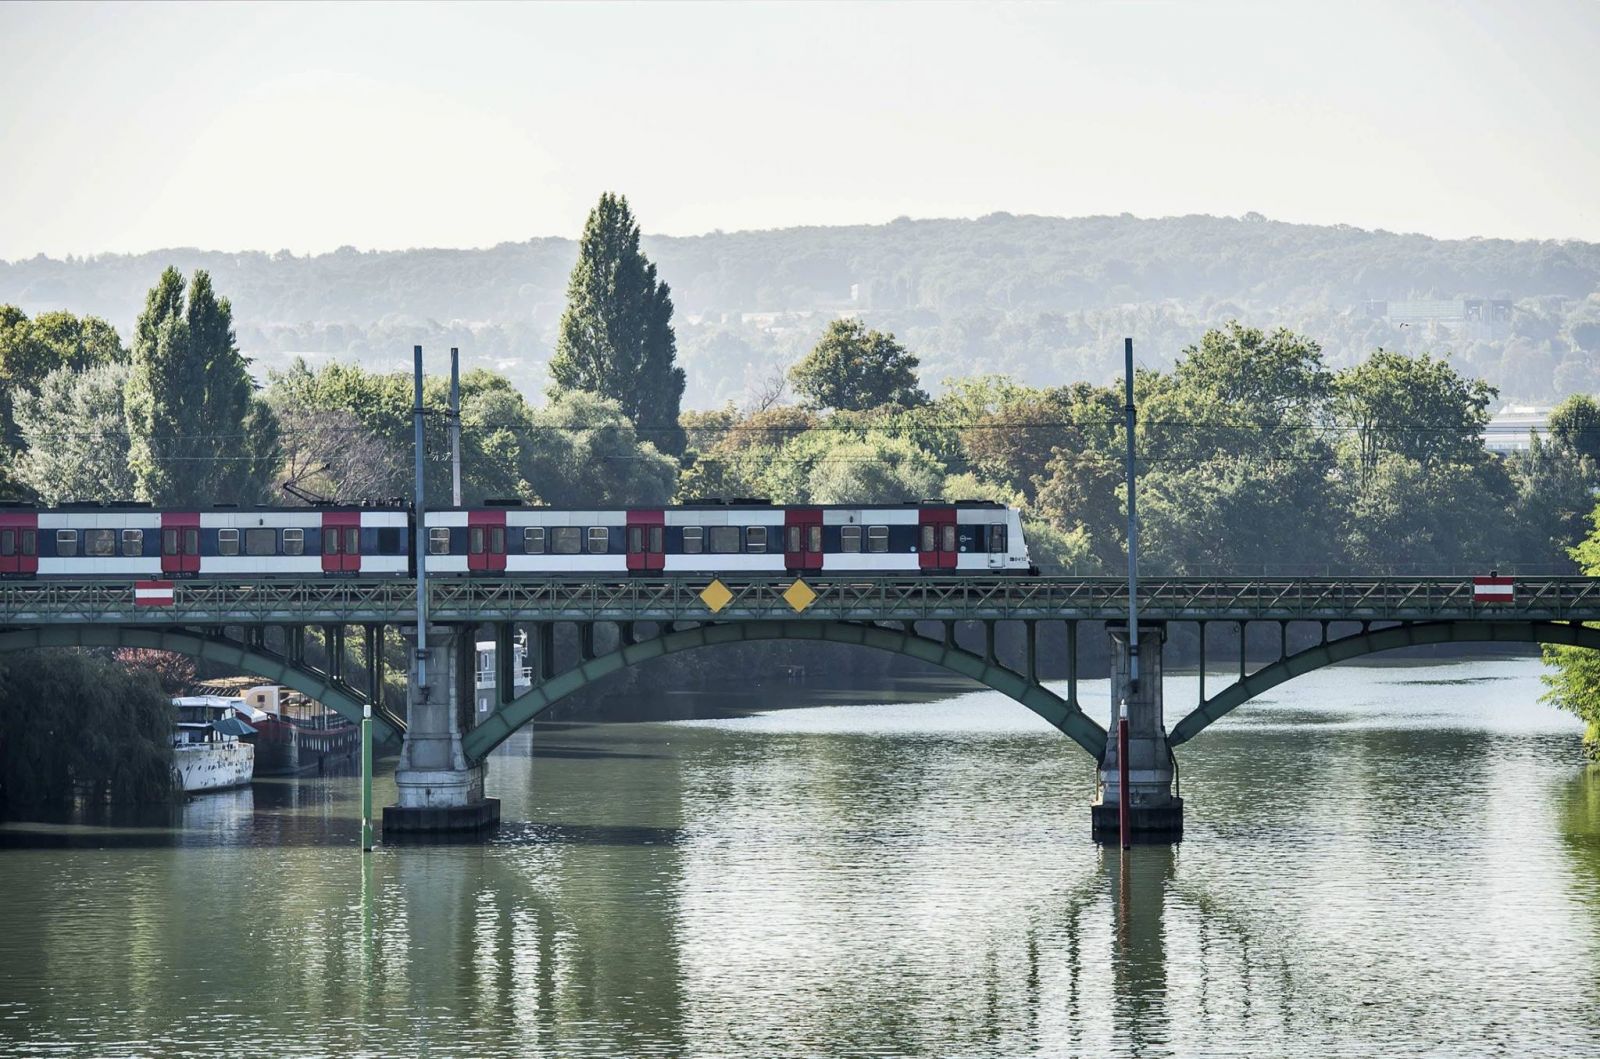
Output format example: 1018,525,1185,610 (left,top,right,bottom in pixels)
0,651,173,807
